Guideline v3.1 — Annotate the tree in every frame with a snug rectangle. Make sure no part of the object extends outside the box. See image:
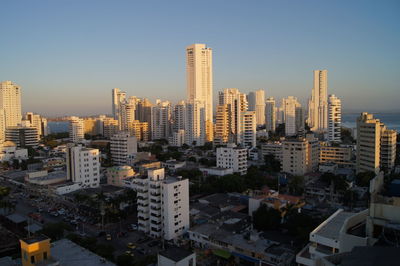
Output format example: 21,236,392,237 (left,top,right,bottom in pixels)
263,154,281,172
12,159,20,169
40,222,72,240
117,254,134,266
355,171,375,187
288,175,305,195
252,205,281,231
